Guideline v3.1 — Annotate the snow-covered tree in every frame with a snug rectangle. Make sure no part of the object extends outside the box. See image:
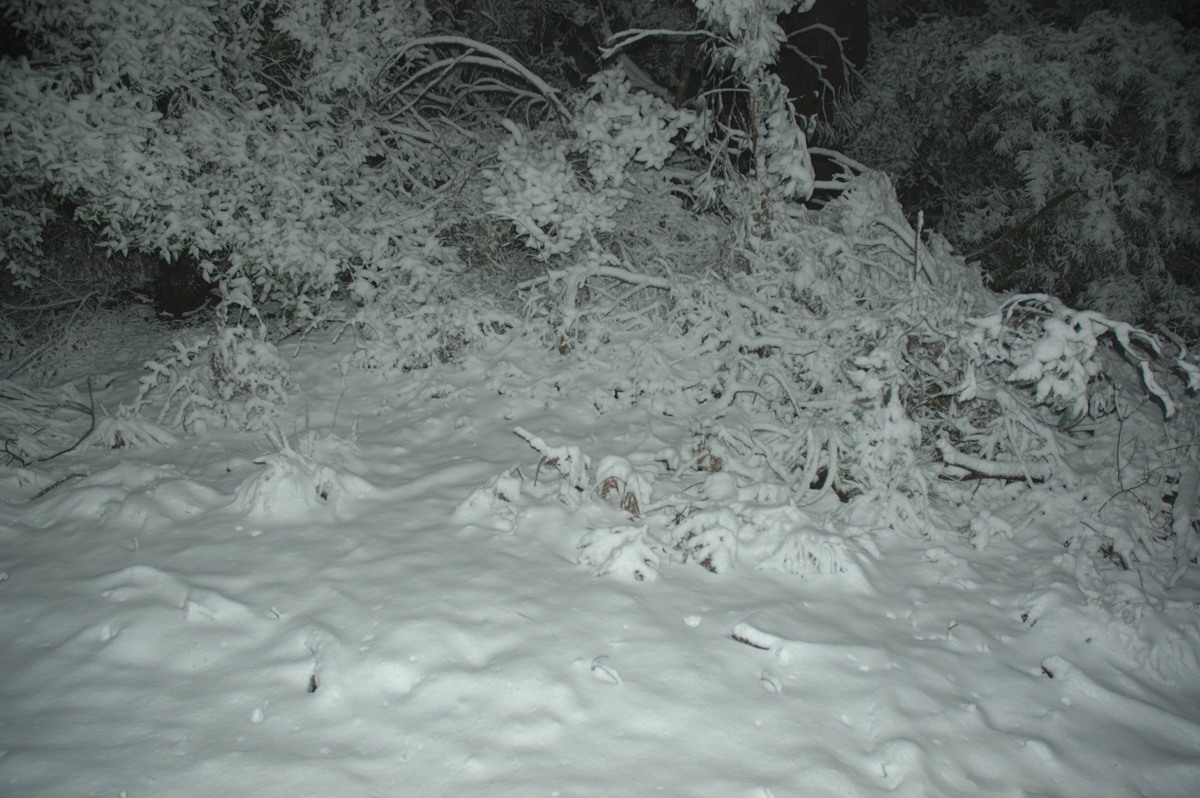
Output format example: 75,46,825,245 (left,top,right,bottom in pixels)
1,1,439,306
0,0,550,420
835,2,1200,343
